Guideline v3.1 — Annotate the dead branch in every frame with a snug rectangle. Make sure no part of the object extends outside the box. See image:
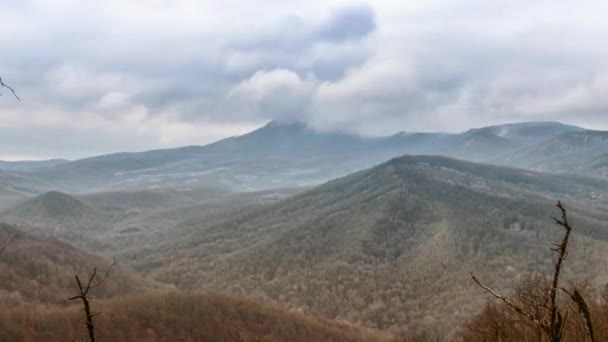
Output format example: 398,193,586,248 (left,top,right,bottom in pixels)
68,260,117,342
0,77,20,101
470,272,551,336
0,229,18,254
548,201,573,341
470,201,579,342
562,287,595,342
